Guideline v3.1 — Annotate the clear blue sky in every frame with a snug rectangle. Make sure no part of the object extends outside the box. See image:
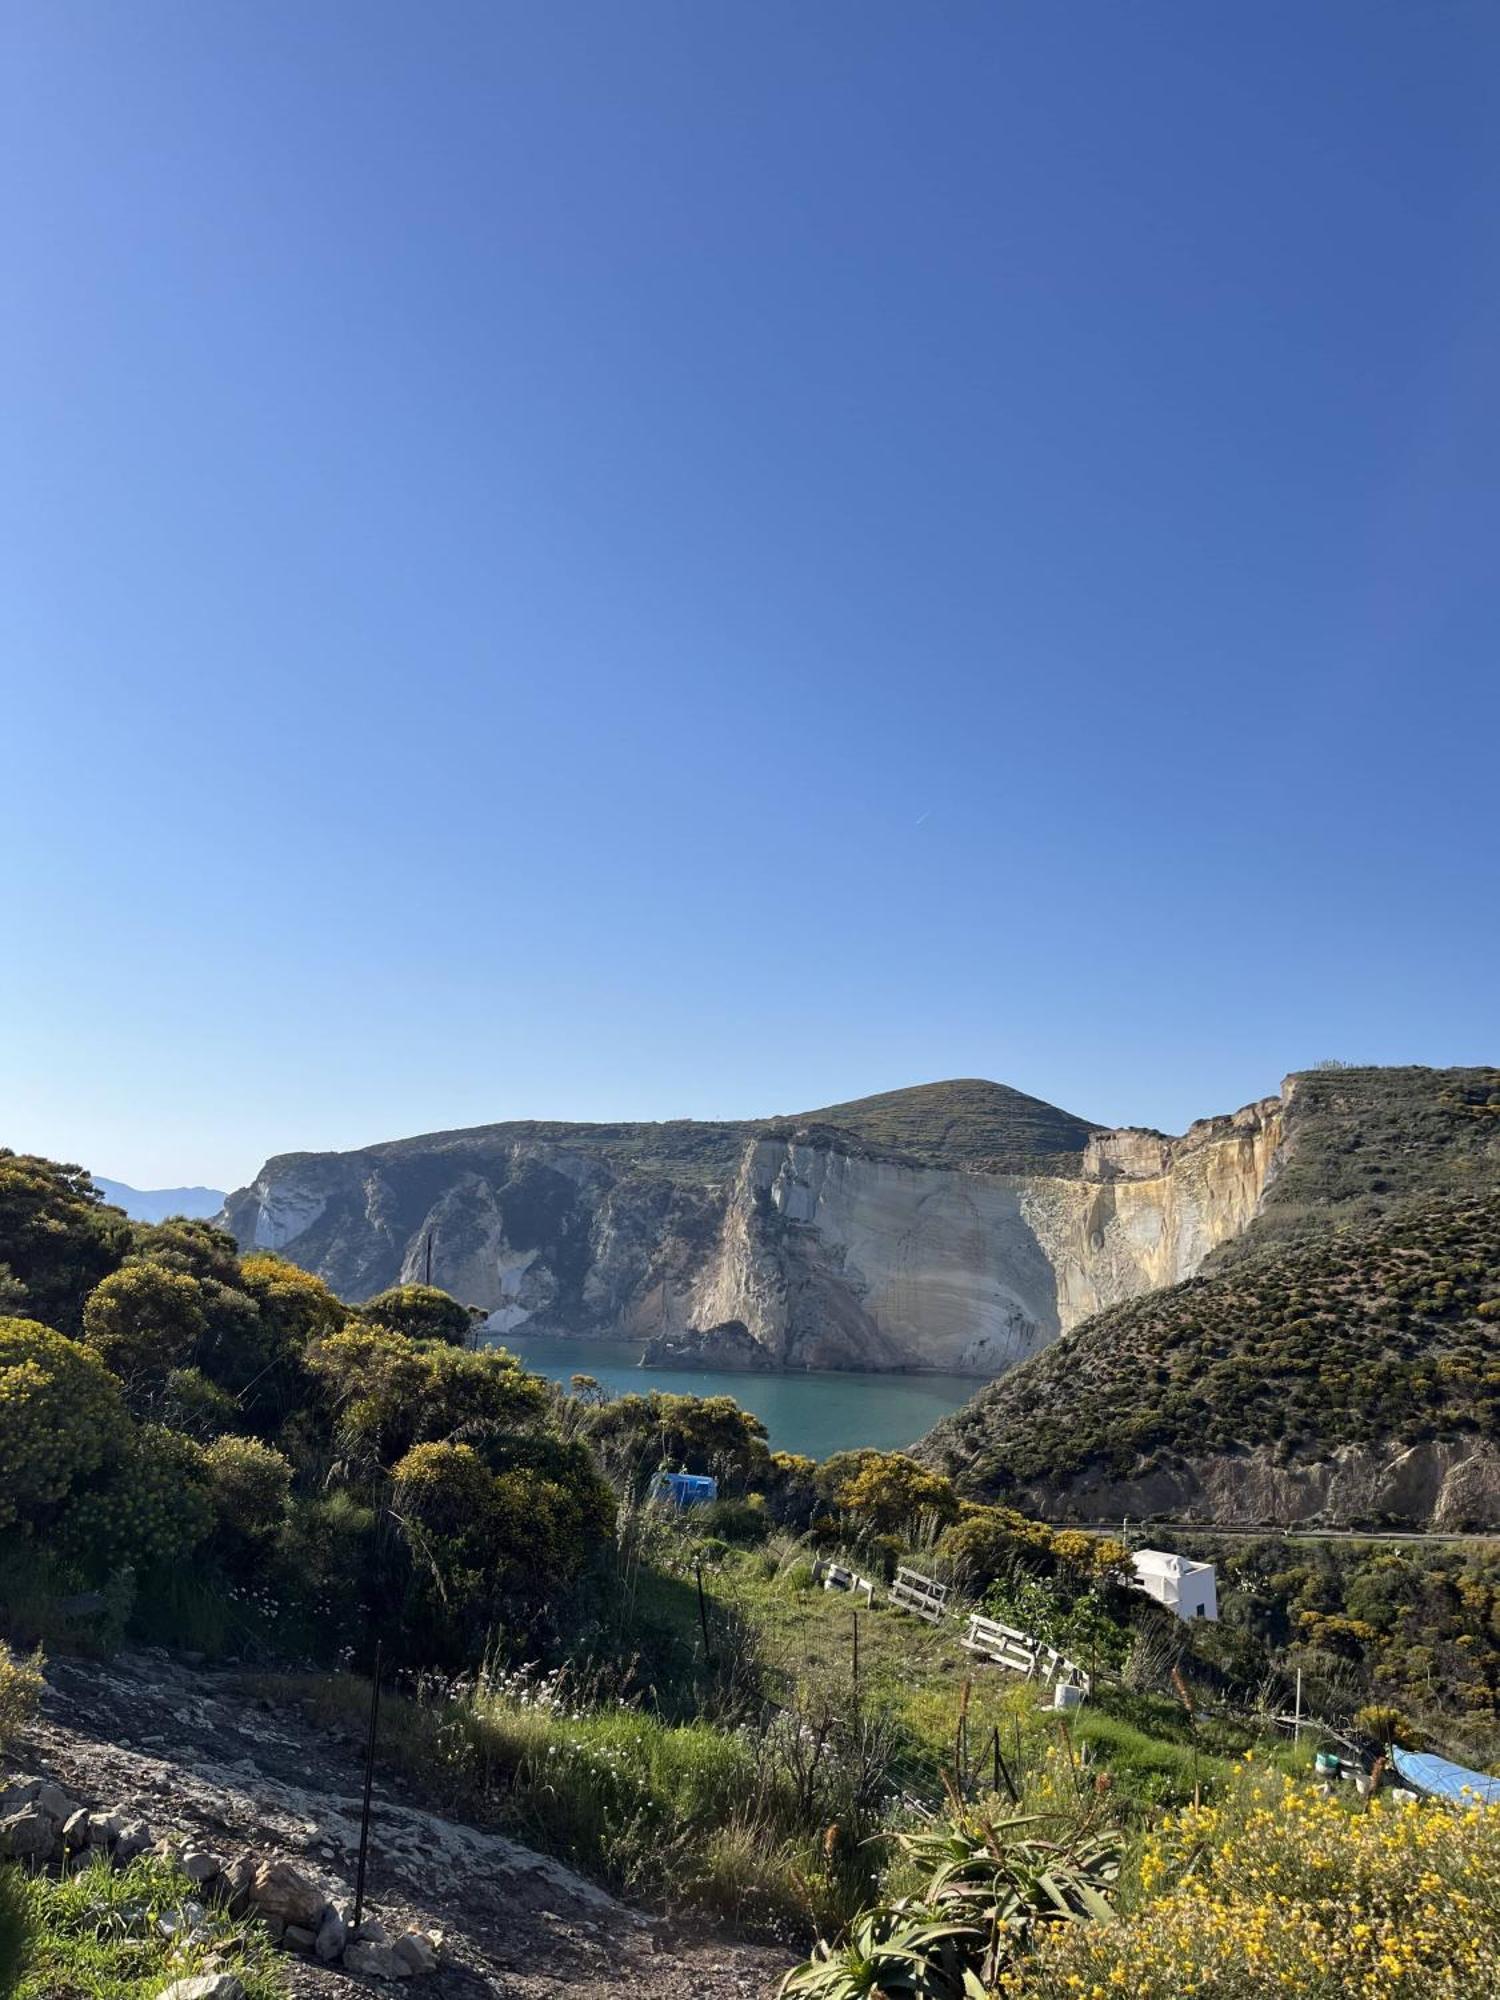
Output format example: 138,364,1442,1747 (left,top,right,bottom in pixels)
5,2,1498,1190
